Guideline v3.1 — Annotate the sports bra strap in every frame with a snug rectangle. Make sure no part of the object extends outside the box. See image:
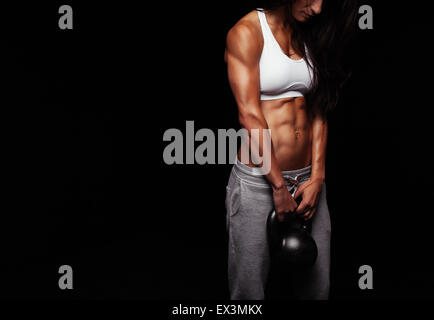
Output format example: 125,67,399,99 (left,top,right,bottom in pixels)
256,9,272,44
